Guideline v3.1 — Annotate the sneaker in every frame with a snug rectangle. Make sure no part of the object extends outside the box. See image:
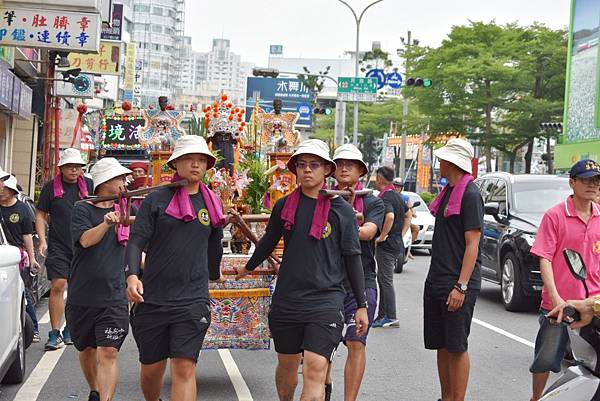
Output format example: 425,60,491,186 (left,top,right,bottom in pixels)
62,327,73,345
32,331,40,343
371,316,388,328
44,329,64,351
382,318,400,328
325,383,332,401
88,390,100,401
